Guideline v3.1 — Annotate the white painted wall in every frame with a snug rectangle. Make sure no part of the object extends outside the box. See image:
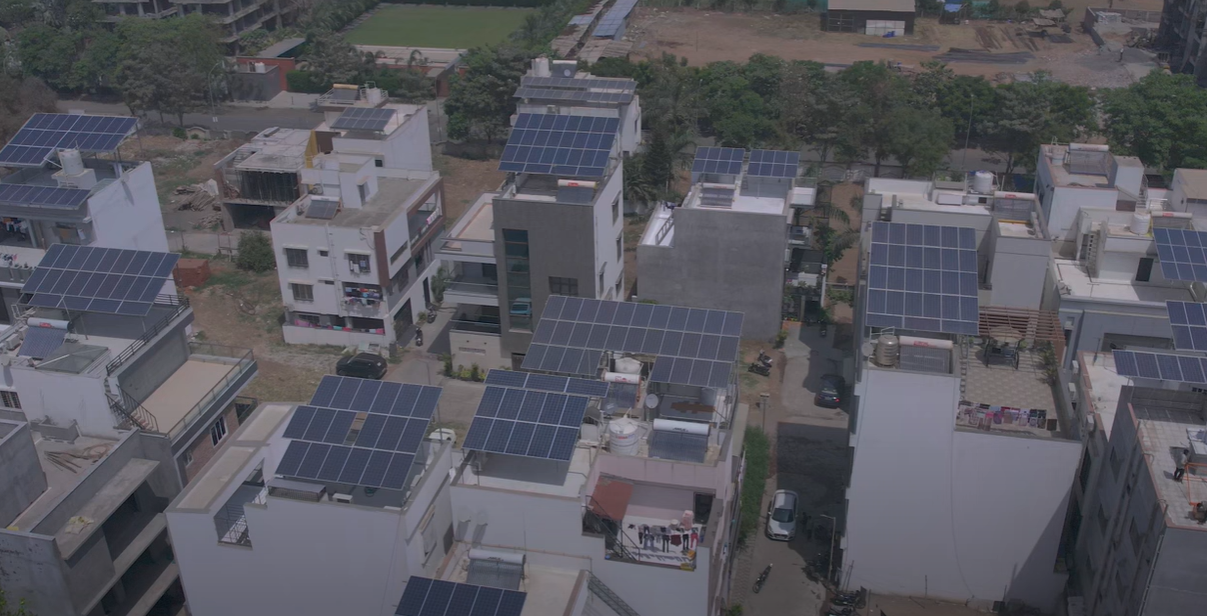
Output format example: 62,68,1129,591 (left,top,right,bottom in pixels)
989,234,1050,309
592,171,624,298
448,331,509,371
331,106,432,173
1045,187,1118,244
846,368,1080,612
89,163,171,253
4,367,114,439
271,222,385,319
